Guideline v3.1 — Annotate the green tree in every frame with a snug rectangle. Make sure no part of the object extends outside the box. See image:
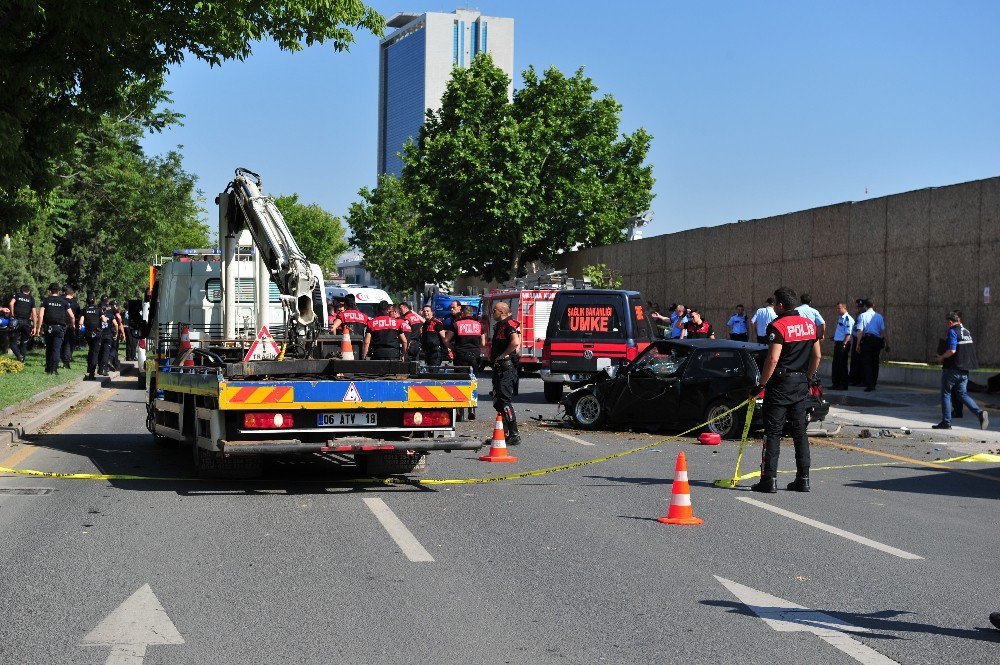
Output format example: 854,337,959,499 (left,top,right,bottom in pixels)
273,194,348,277
345,174,455,294
583,263,622,290
407,54,654,282
0,0,384,227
